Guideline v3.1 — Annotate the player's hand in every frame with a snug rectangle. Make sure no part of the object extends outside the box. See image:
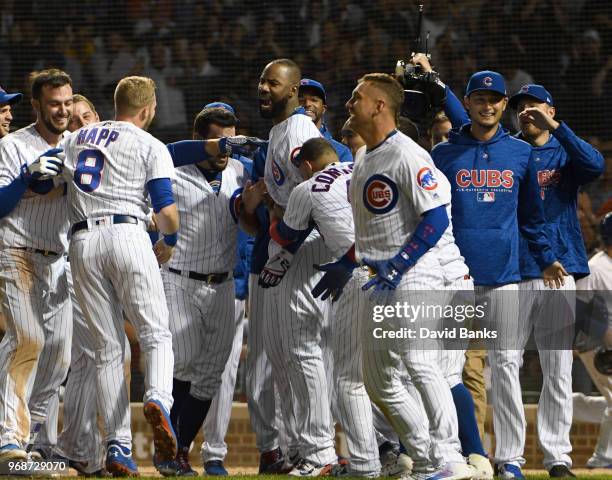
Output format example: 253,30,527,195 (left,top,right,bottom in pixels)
259,249,293,288
219,136,268,157
153,239,174,264
242,179,267,214
518,107,560,131
20,148,65,183
311,255,358,302
361,257,405,291
542,261,568,289
410,53,434,73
